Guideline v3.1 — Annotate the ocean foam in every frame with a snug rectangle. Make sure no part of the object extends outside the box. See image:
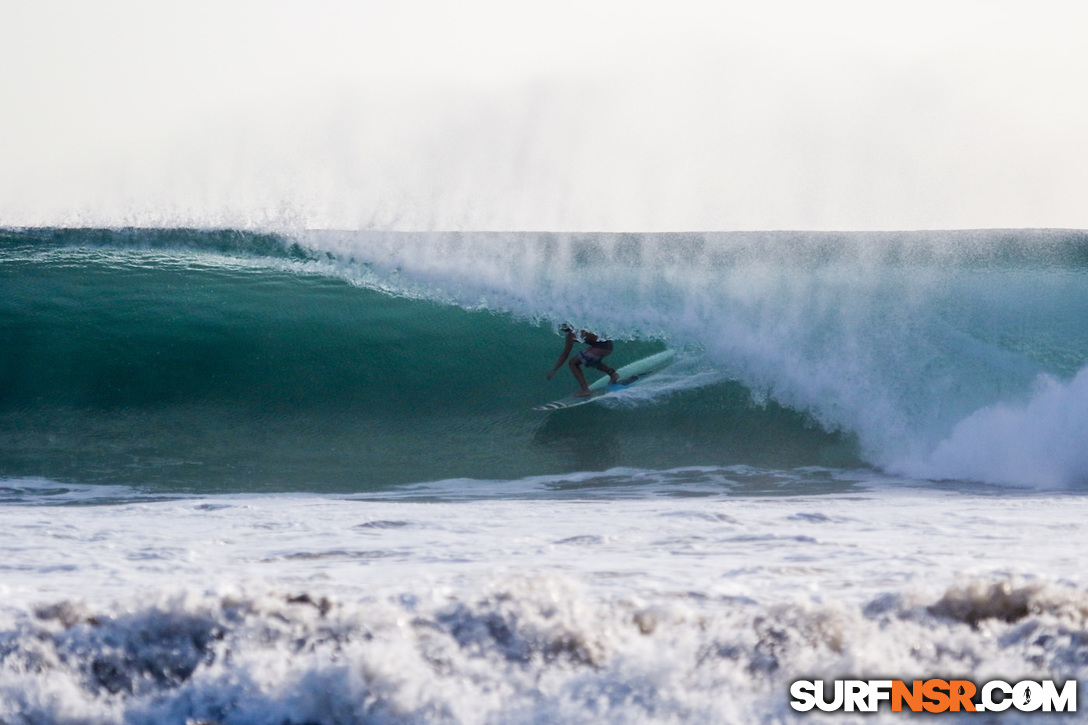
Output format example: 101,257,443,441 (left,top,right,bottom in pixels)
894,364,1088,488
3,575,1088,724
1,479,1086,722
